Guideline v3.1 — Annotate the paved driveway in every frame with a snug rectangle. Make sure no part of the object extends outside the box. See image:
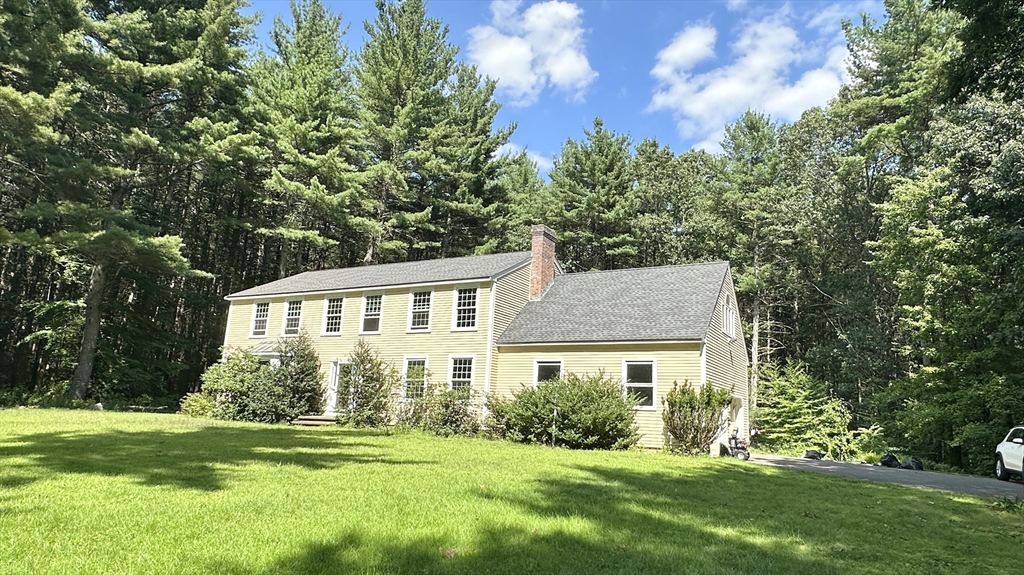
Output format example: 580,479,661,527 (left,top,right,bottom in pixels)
750,454,1024,499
